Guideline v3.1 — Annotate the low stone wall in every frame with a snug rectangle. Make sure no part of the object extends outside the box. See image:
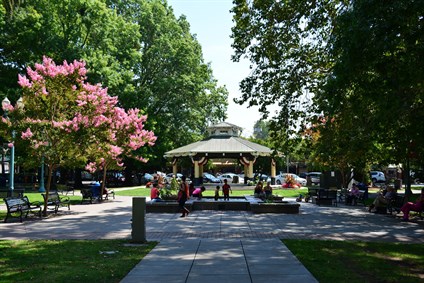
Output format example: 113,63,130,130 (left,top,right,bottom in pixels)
250,202,300,214
192,201,250,211
146,197,300,214
146,201,192,213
